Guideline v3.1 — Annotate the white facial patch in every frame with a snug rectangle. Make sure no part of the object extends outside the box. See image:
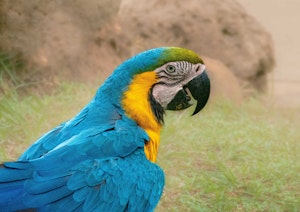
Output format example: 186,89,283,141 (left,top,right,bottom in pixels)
152,61,205,107
152,83,182,108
